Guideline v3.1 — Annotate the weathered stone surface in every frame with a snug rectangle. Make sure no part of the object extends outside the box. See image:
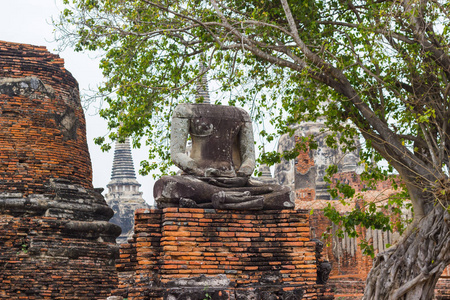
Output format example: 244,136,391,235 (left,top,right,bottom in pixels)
165,274,231,288
274,120,360,202
165,288,230,300
171,103,255,178
311,239,331,285
155,175,292,210
154,103,294,210
0,40,120,299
